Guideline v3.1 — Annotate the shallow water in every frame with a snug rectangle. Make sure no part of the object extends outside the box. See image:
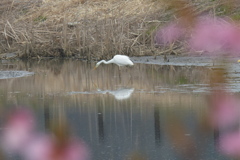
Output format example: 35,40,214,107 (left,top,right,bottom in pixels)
0,56,239,159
